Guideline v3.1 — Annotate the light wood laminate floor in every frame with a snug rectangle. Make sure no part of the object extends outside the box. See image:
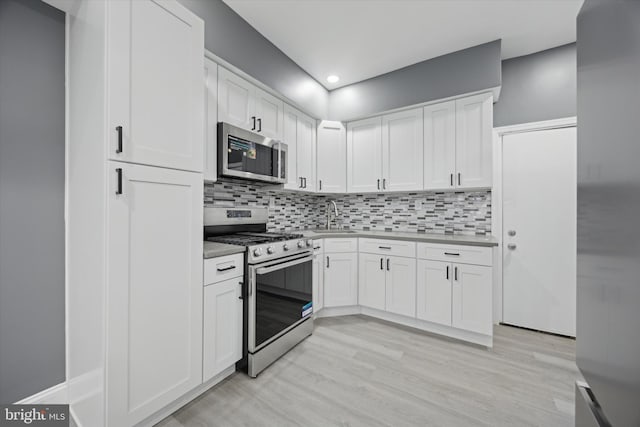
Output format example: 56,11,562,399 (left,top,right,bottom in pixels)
157,315,580,427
